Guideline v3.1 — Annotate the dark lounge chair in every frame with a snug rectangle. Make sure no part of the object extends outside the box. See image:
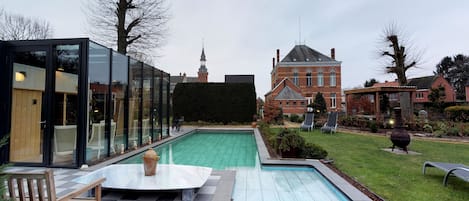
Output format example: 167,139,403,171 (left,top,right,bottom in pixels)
422,161,469,186
300,112,314,131
321,111,338,134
